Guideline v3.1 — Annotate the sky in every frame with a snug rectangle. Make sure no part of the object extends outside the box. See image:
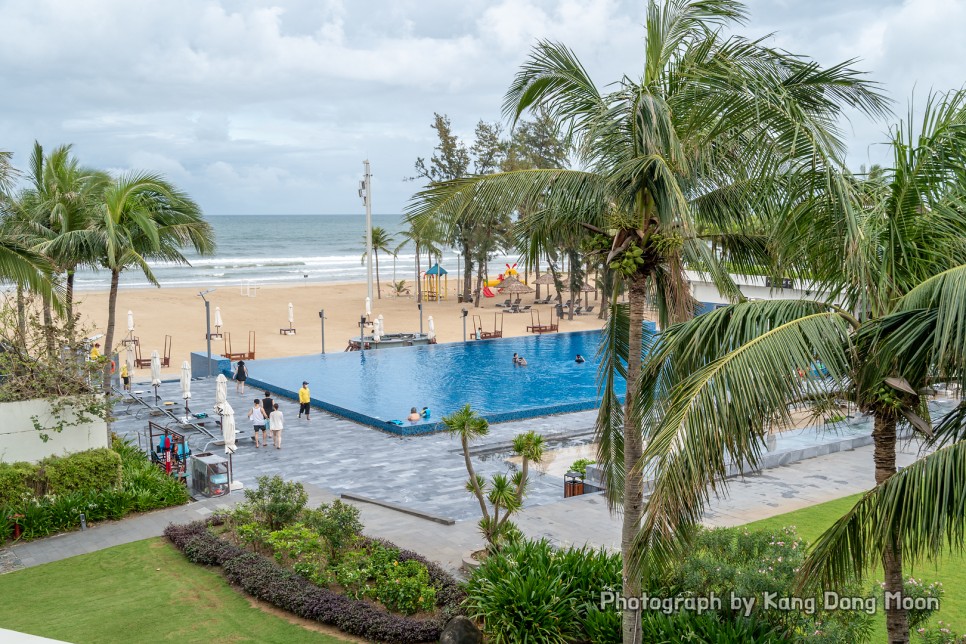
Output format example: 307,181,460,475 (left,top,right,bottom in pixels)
1,0,963,215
